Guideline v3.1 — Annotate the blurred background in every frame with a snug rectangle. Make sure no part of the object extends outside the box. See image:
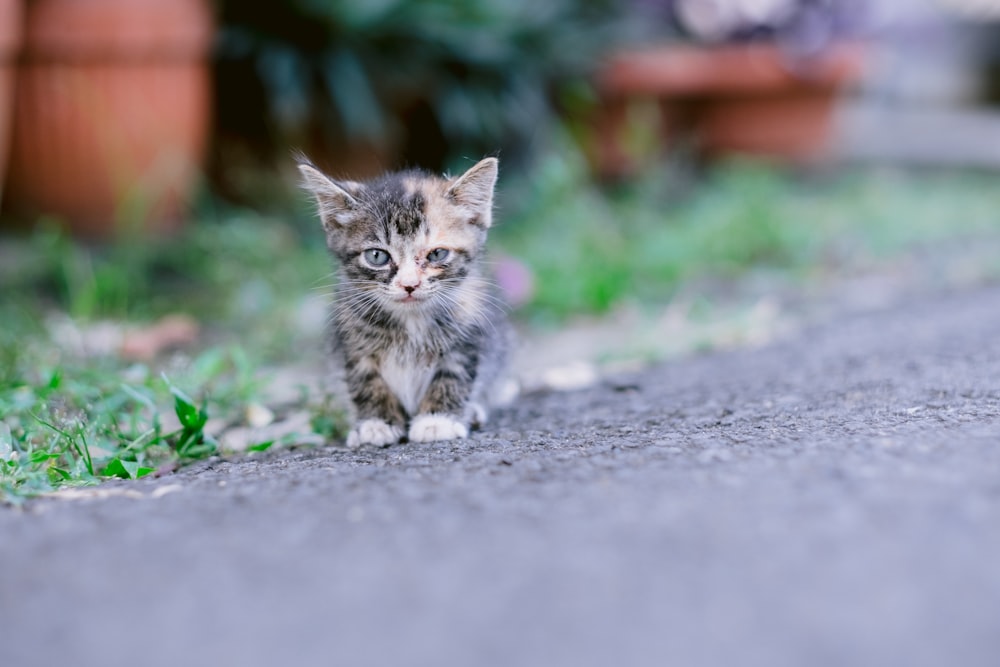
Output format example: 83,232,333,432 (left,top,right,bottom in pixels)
3,0,1000,494
2,0,1000,317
